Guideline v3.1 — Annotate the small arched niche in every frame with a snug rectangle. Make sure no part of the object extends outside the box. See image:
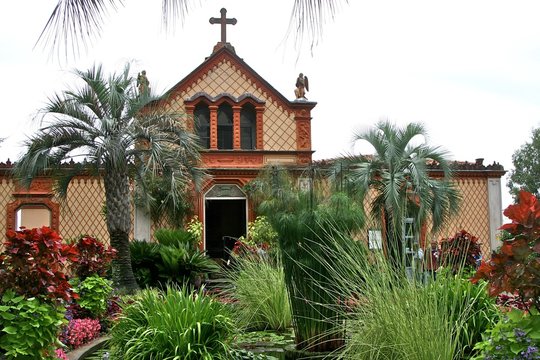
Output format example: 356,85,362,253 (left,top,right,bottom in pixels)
16,204,52,230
